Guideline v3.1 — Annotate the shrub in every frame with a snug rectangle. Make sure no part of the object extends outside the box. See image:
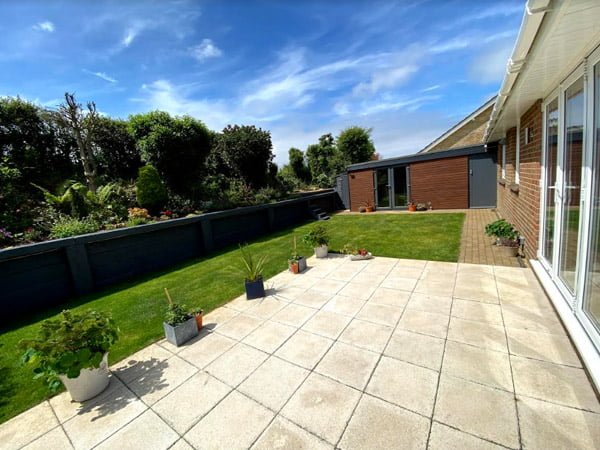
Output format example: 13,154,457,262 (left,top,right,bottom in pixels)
302,224,330,247
164,288,191,326
50,216,99,239
485,219,518,241
239,244,267,282
19,310,119,391
136,165,167,214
